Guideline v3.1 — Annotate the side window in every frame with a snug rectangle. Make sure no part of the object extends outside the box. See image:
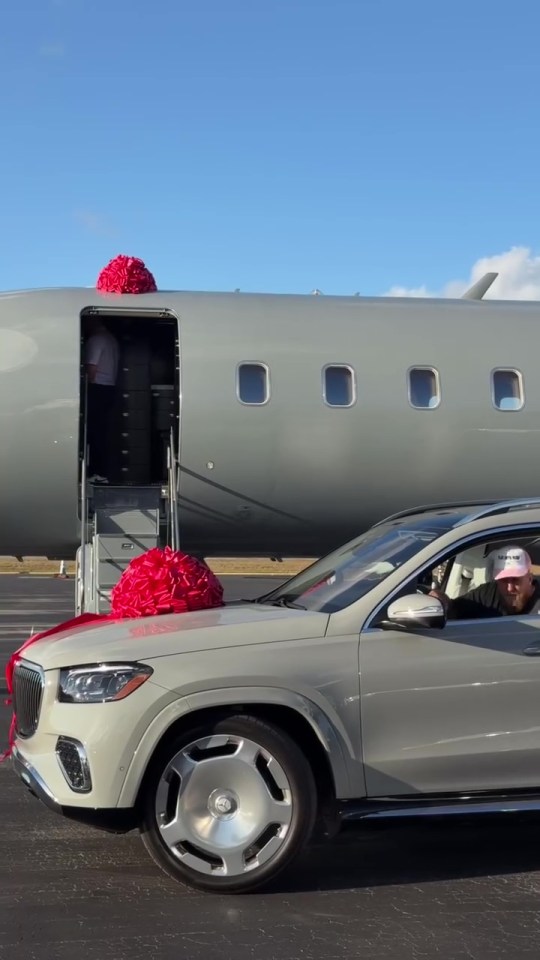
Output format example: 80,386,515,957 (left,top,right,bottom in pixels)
391,534,540,619
237,363,269,405
492,369,523,411
408,367,440,409
323,364,355,407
